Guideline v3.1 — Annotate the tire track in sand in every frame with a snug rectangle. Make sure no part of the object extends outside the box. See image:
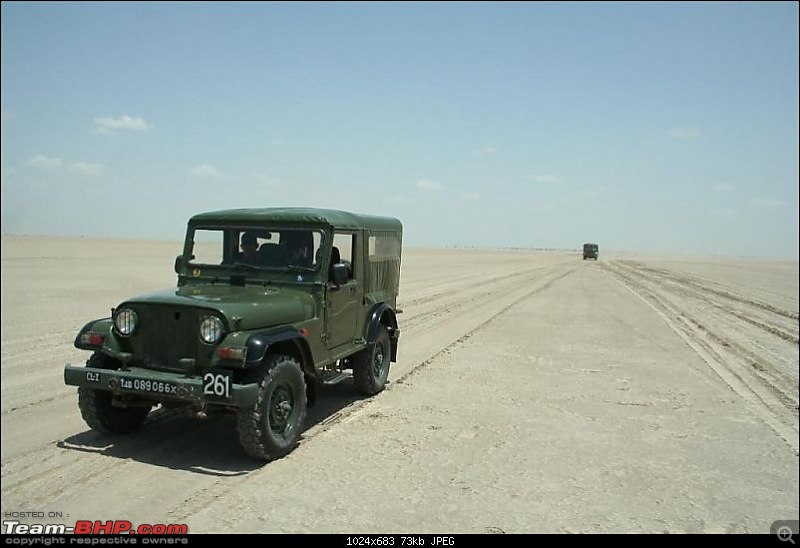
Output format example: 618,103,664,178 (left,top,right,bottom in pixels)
604,261,798,454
